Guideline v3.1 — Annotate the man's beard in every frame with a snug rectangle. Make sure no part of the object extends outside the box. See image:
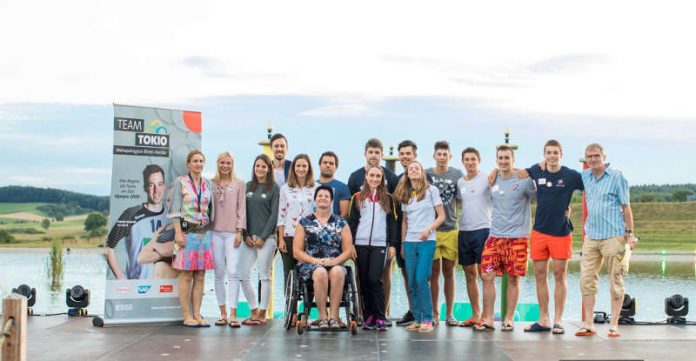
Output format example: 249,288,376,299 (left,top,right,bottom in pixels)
320,171,333,179
274,152,284,161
